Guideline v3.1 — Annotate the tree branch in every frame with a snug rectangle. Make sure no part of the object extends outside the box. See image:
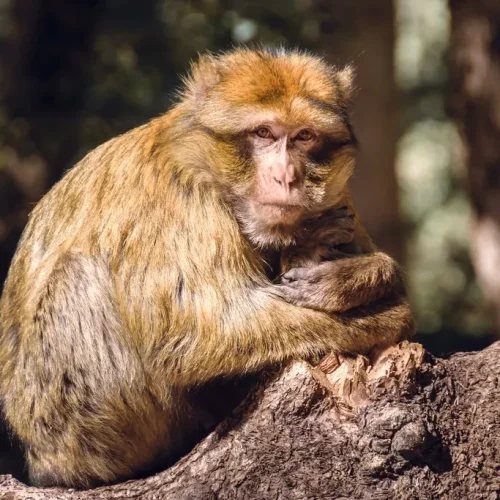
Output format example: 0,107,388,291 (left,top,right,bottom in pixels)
1,341,499,498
